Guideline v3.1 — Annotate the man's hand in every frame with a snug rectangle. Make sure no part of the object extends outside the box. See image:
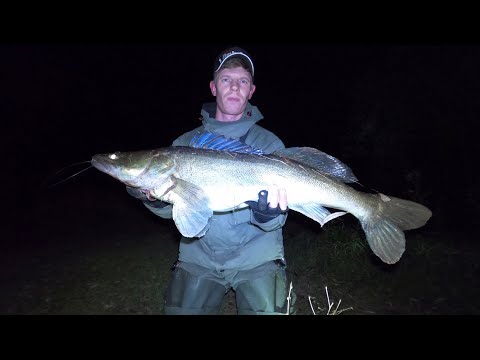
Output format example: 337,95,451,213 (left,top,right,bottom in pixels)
126,186,152,201
264,186,288,211
125,186,169,208
245,186,288,223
